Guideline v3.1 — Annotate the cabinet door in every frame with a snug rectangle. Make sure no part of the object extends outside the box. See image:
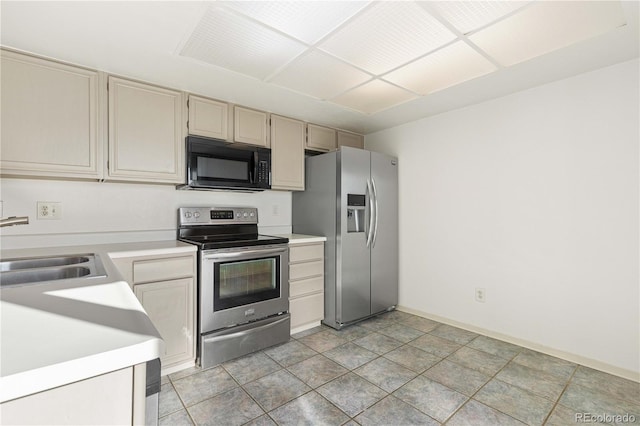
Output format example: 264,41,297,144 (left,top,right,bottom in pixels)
290,292,324,329
307,124,336,152
188,95,228,140
271,115,305,191
108,76,184,183
0,368,133,425
337,131,364,149
234,106,268,147
134,278,195,368
0,50,103,179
